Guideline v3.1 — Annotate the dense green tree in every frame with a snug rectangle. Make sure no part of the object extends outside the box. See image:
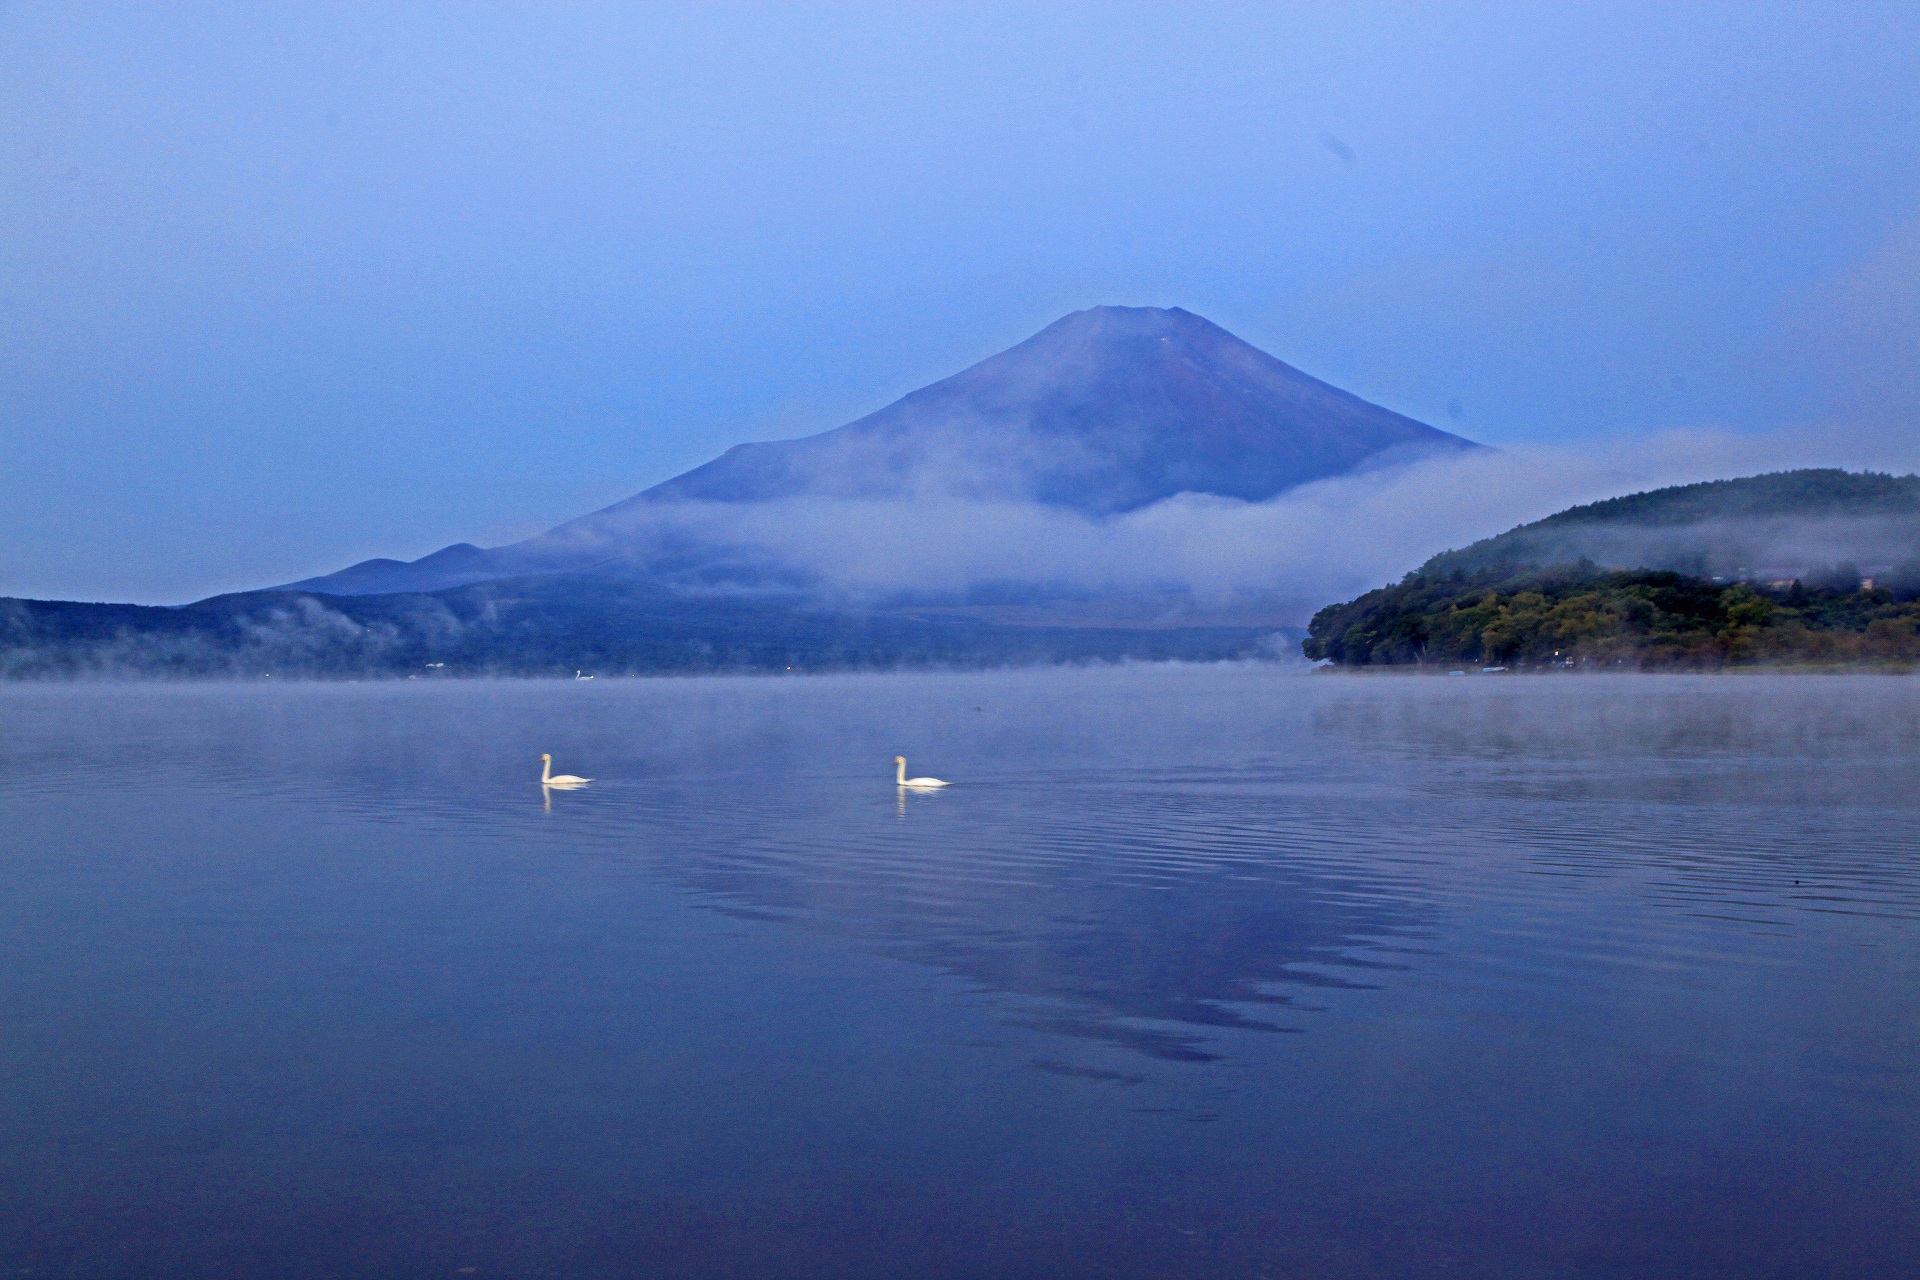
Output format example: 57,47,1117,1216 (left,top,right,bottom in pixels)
1304,564,1920,669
